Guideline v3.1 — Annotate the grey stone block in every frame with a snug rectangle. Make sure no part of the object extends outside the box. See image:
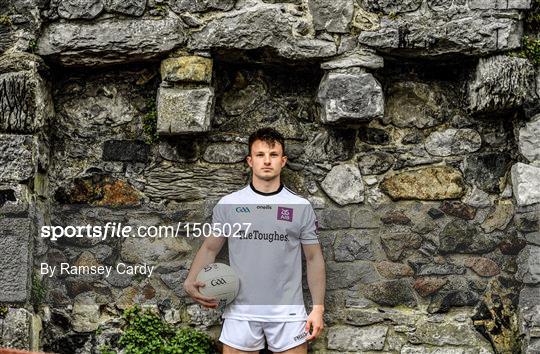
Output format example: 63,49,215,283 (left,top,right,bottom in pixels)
512,163,540,207
327,325,388,351
157,86,214,135
0,218,31,302
317,71,384,124
519,115,540,166
308,0,354,33
0,134,33,183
